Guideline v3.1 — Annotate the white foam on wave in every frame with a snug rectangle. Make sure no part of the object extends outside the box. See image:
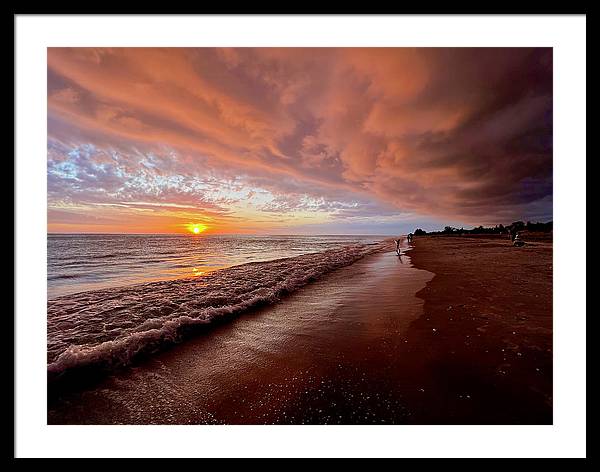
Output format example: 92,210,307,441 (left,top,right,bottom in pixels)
47,241,389,377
